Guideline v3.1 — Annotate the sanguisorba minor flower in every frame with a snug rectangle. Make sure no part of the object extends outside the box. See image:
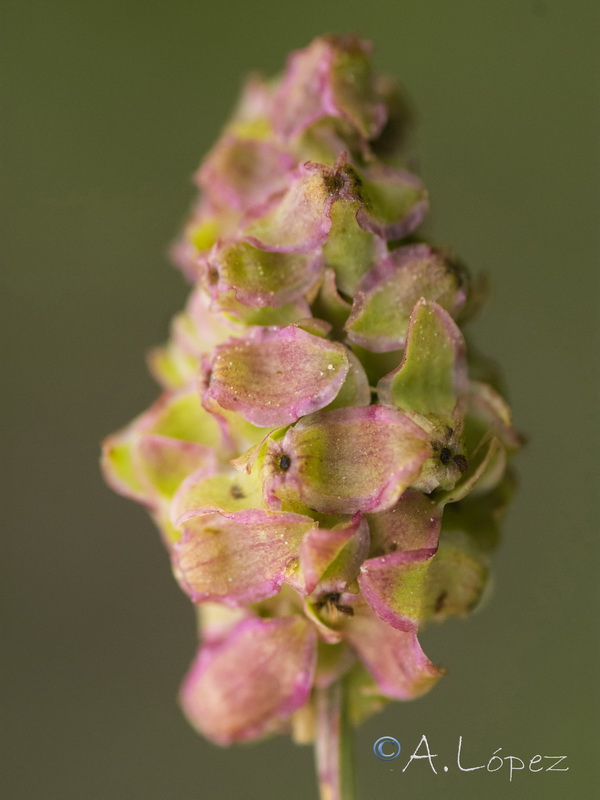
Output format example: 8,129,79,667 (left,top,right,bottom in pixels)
102,34,521,799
